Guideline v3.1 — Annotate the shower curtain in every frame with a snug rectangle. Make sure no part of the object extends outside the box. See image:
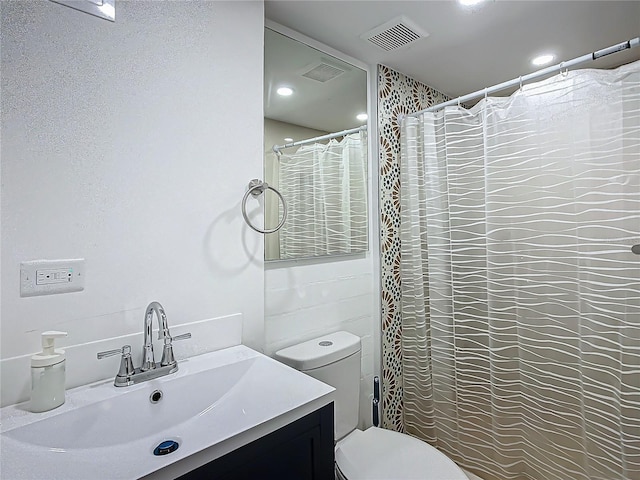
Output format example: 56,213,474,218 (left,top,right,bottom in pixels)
399,61,639,480
276,132,367,259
